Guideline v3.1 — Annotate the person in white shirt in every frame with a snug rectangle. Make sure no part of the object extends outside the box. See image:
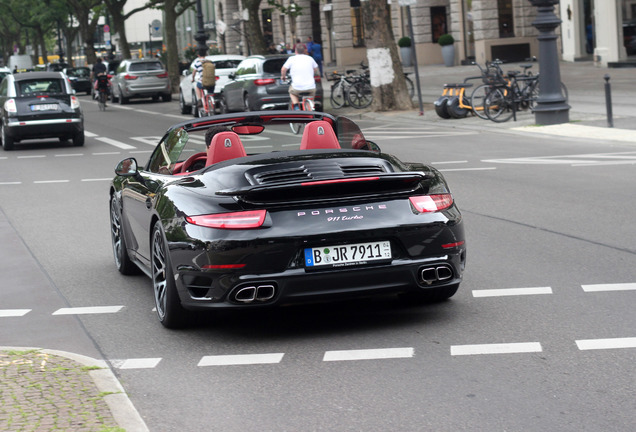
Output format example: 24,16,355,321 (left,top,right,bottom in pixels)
280,45,319,110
